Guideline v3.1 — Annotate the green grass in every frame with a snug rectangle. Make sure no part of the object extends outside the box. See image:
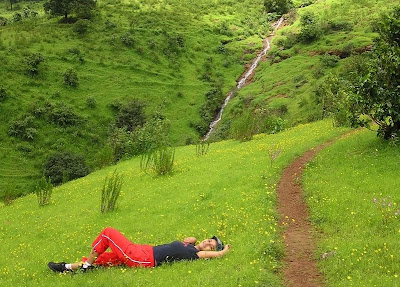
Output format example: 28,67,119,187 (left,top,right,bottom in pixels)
0,120,348,286
0,0,270,198
303,130,400,286
212,0,399,138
